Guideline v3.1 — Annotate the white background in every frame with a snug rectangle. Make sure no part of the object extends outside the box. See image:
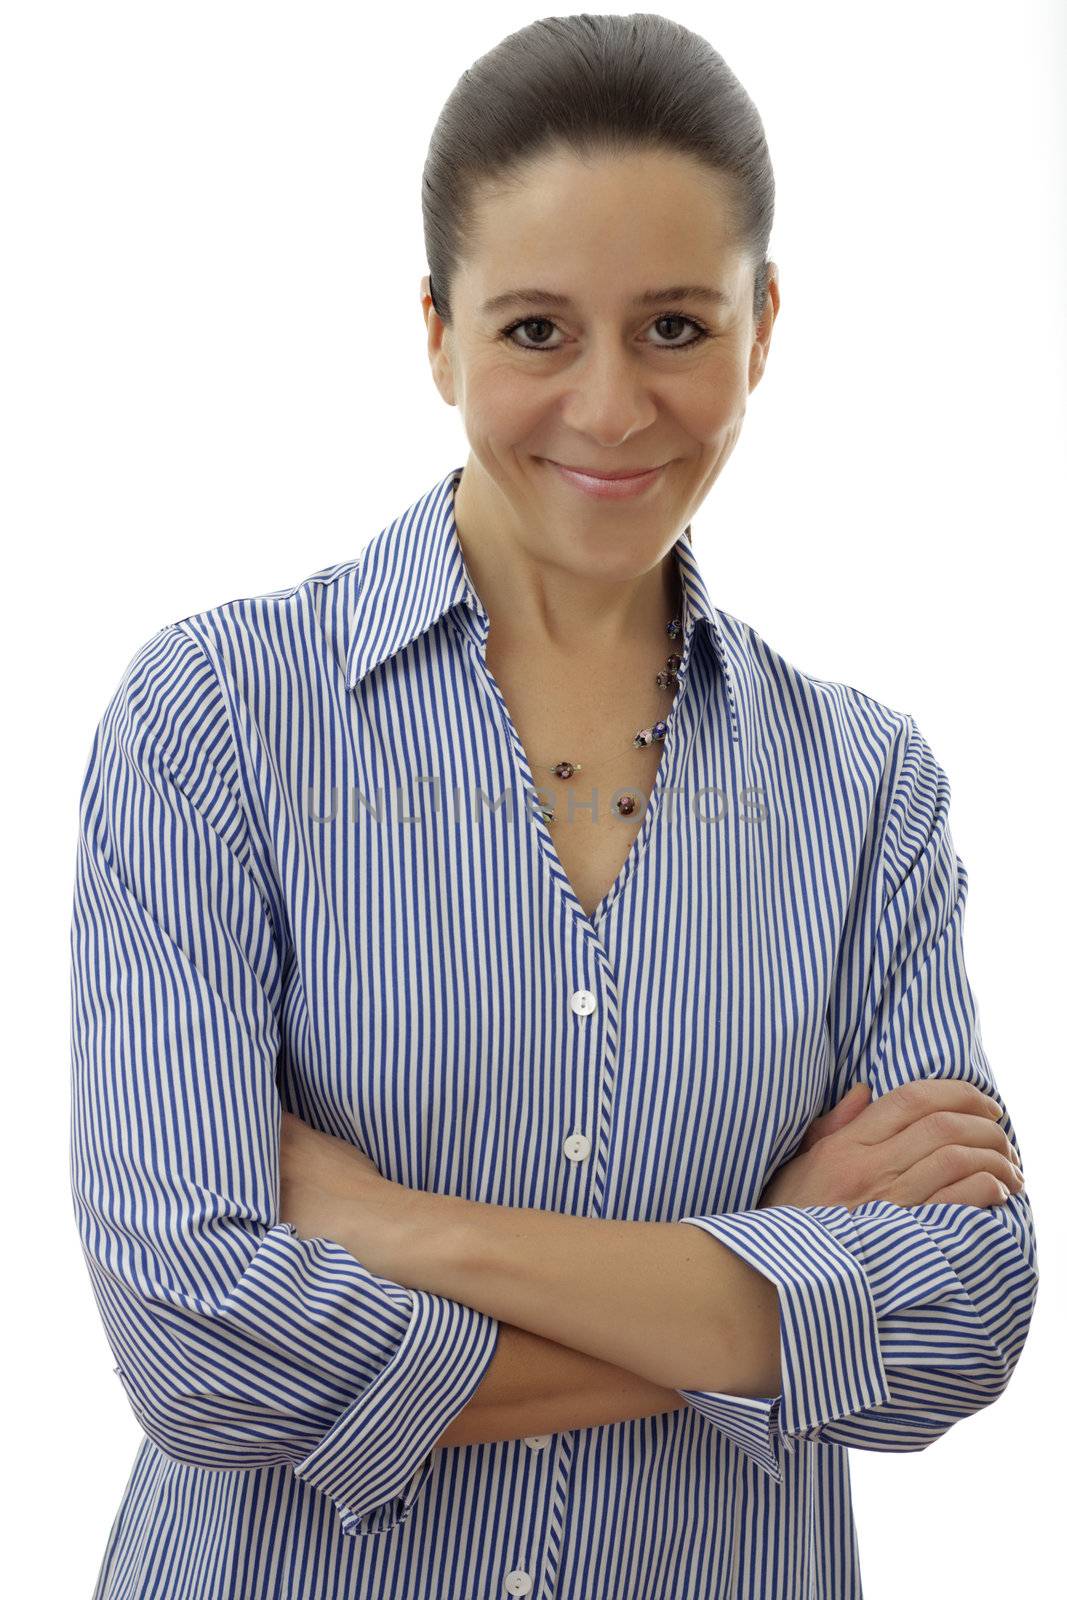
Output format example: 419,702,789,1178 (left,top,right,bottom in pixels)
3,2,1062,1593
